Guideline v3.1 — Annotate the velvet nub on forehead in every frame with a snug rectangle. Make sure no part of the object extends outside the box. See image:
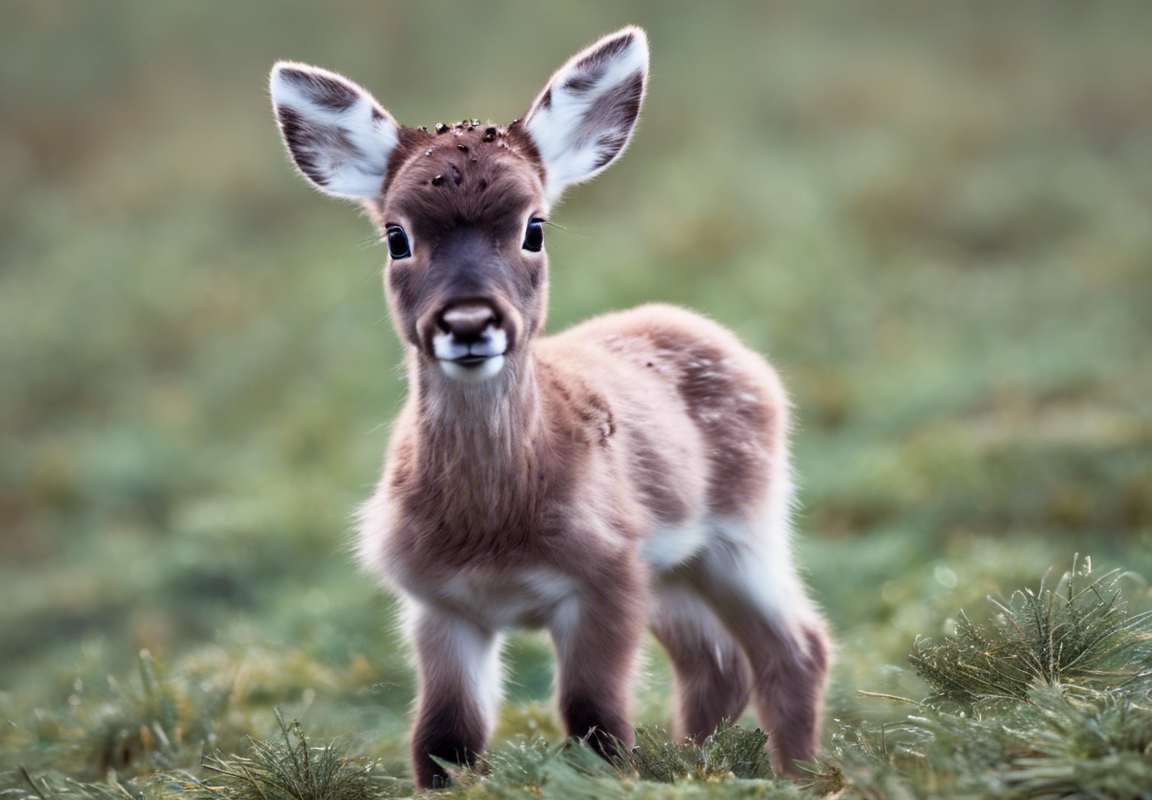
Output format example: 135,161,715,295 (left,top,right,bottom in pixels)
384,128,545,241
